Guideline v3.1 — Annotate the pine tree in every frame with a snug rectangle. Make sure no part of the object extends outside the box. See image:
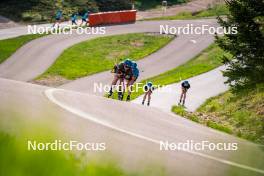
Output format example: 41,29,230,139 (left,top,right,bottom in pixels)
216,0,264,89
